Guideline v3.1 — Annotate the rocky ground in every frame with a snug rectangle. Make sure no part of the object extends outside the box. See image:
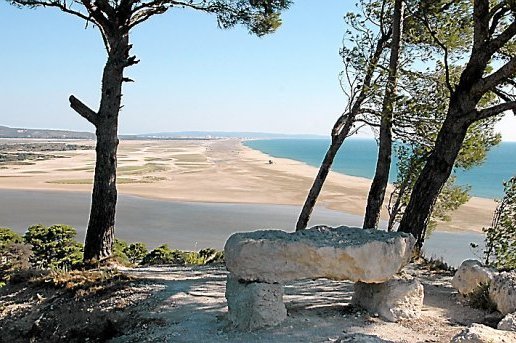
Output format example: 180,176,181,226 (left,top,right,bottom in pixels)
0,261,508,343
